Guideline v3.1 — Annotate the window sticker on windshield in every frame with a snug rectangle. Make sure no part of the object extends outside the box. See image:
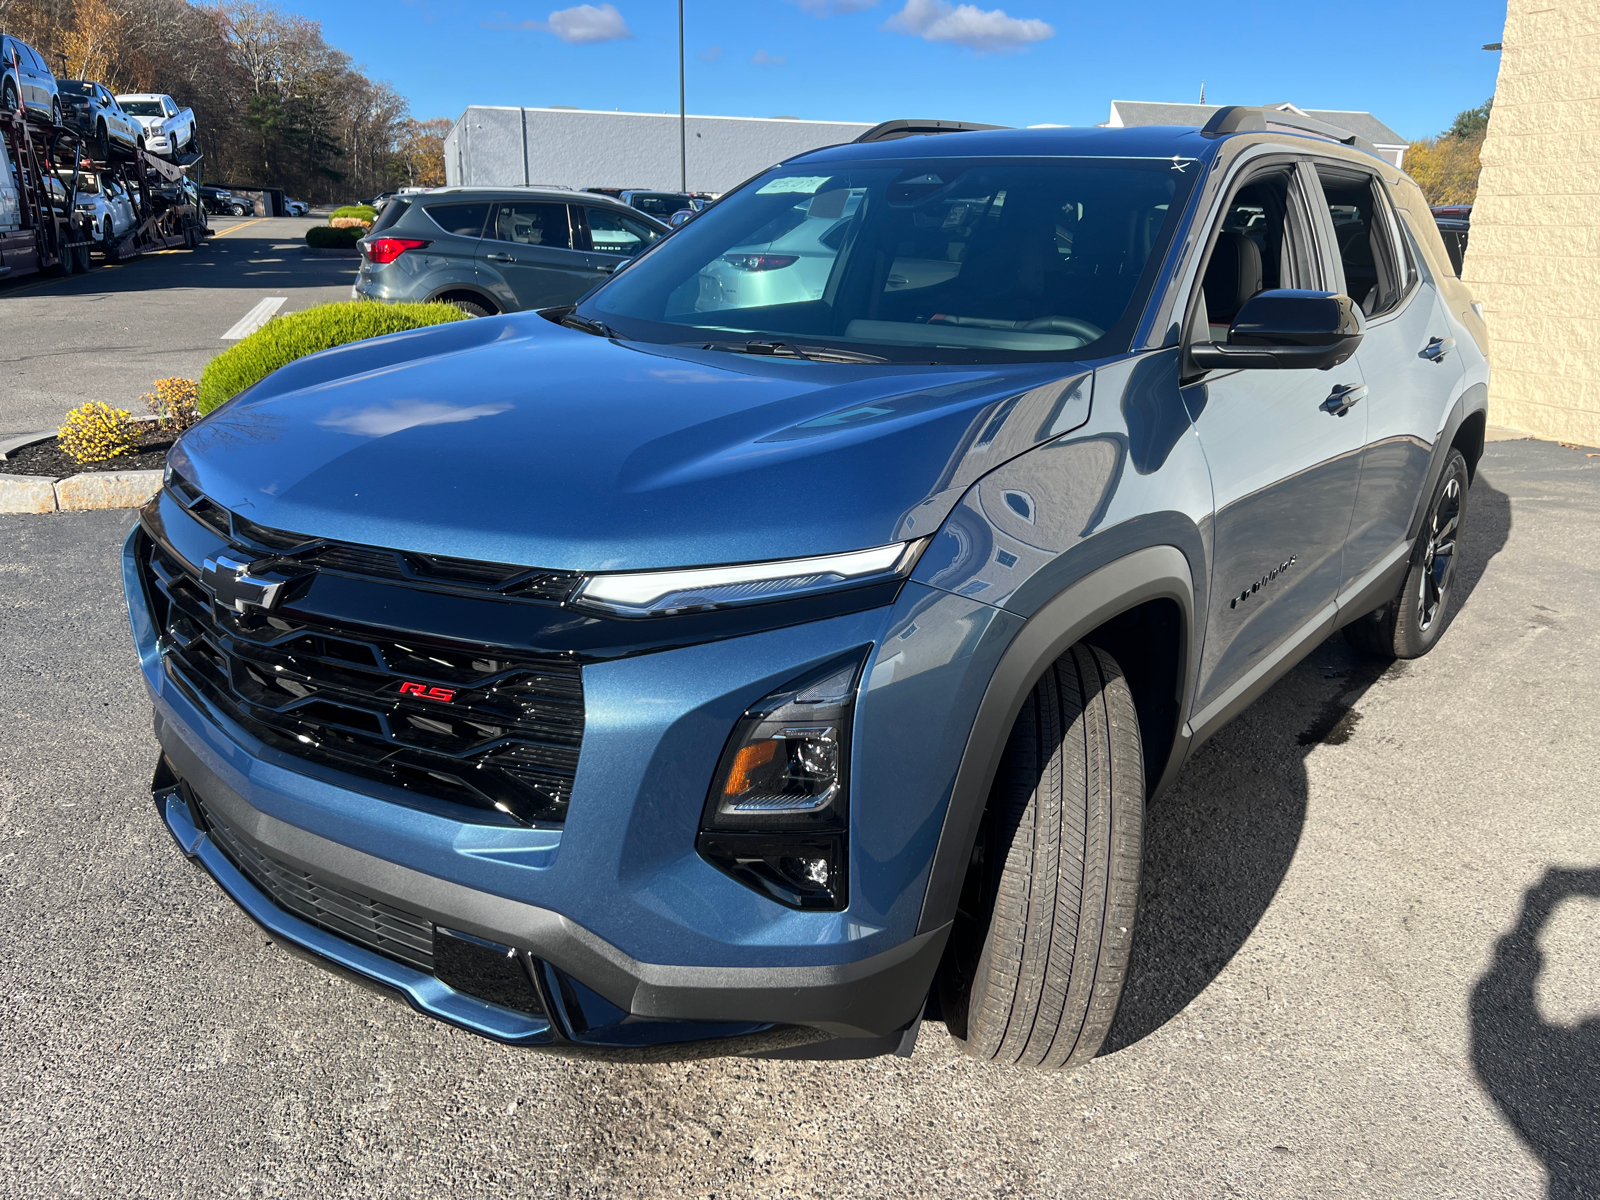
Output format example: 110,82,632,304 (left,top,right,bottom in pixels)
757,176,833,195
